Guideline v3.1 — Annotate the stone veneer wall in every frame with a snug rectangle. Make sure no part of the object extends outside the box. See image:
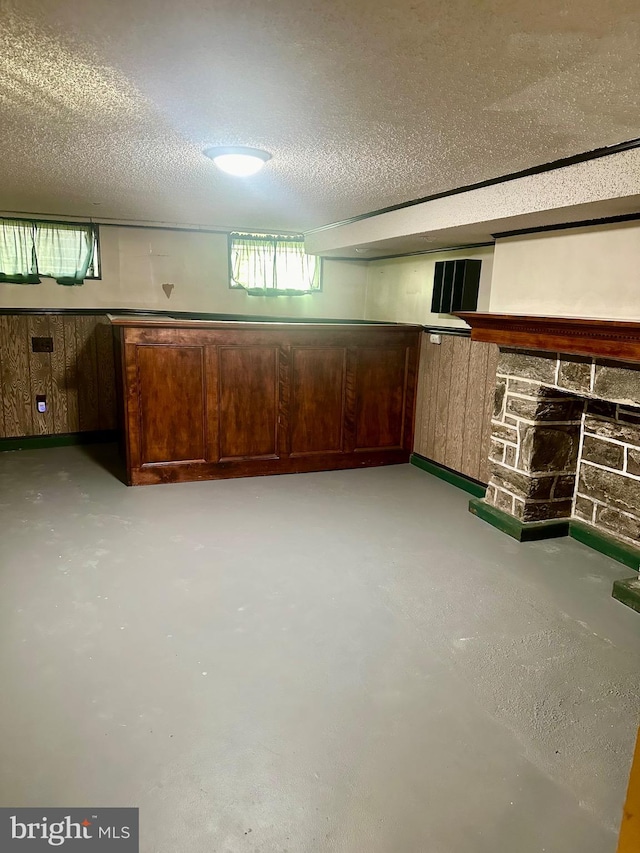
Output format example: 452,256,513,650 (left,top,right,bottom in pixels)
486,349,640,548
576,403,640,545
